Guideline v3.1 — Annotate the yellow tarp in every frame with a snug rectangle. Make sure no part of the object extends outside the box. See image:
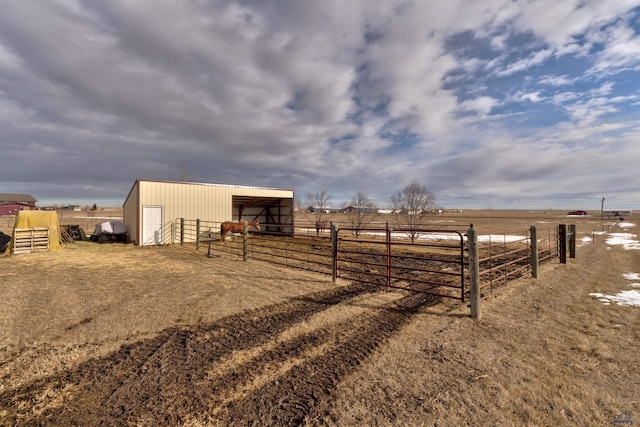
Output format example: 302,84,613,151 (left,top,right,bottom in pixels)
8,211,61,253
